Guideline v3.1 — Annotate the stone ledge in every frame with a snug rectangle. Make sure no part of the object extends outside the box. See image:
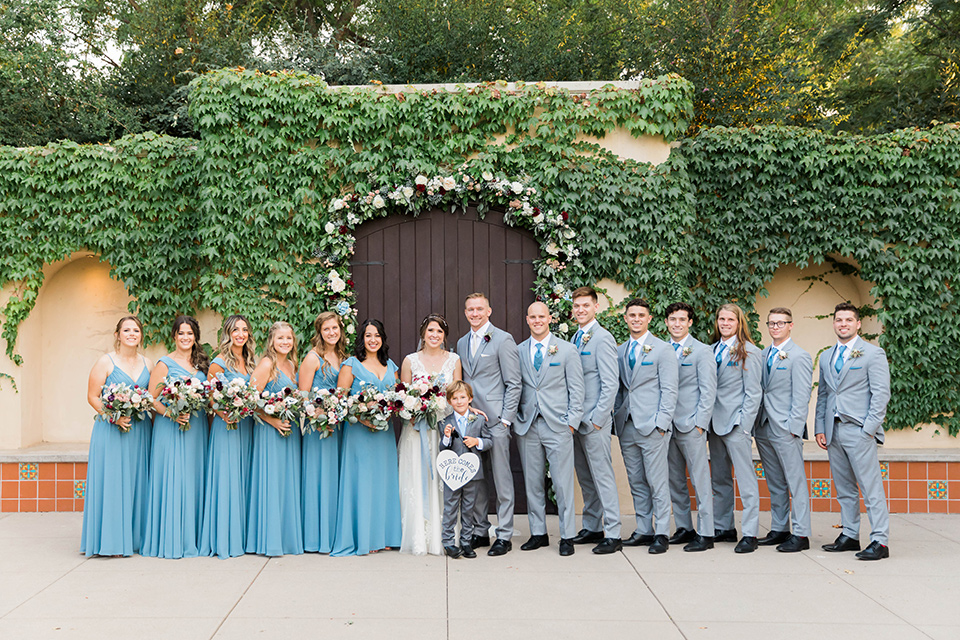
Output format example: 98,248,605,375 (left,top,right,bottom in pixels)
0,442,88,463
